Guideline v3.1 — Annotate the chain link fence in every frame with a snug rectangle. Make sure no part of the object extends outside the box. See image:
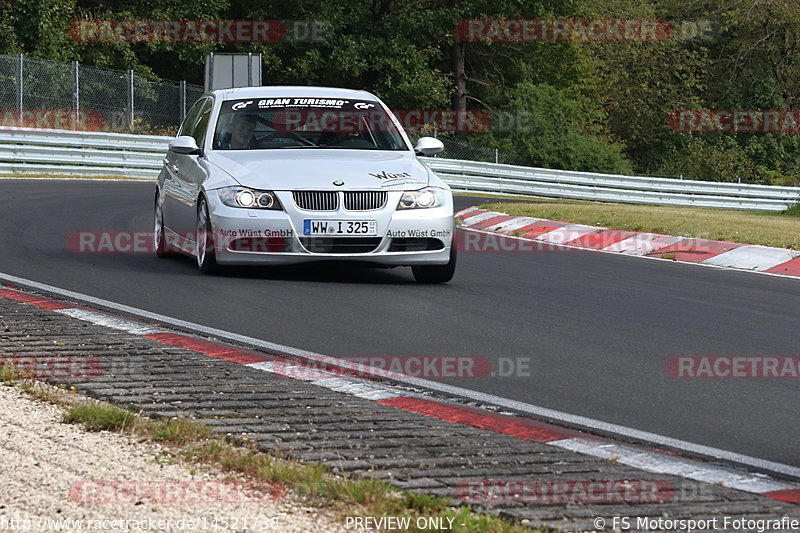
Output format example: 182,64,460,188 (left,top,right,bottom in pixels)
0,54,204,135
0,54,529,164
